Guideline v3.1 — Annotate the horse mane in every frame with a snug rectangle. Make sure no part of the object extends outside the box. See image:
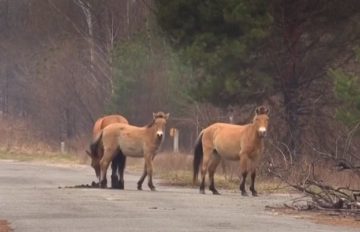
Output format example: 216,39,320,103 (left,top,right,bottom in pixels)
146,112,167,128
146,120,156,128
255,106,269,115
153,112,167,119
